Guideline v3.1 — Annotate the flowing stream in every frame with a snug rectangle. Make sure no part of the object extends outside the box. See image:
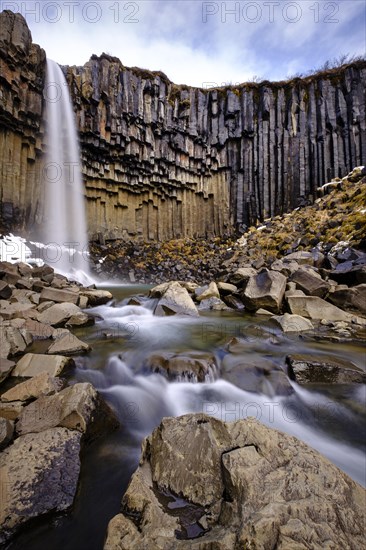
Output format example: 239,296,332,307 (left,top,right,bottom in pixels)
7,285,366,550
